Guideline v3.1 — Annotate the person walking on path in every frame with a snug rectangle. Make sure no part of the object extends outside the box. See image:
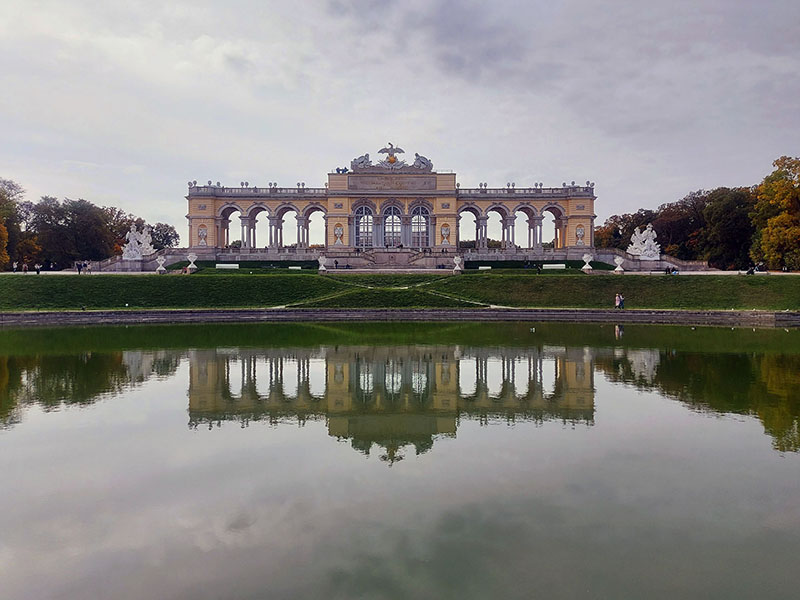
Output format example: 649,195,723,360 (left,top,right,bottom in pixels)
12,261,17,273
614,293,621,309
22,263,28,274
34,263,41,274
619,294,625,309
